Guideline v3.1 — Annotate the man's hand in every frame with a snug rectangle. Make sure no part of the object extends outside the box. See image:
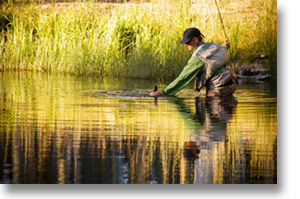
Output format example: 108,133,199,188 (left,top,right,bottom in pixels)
224,40,230,49
149,91,162,97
